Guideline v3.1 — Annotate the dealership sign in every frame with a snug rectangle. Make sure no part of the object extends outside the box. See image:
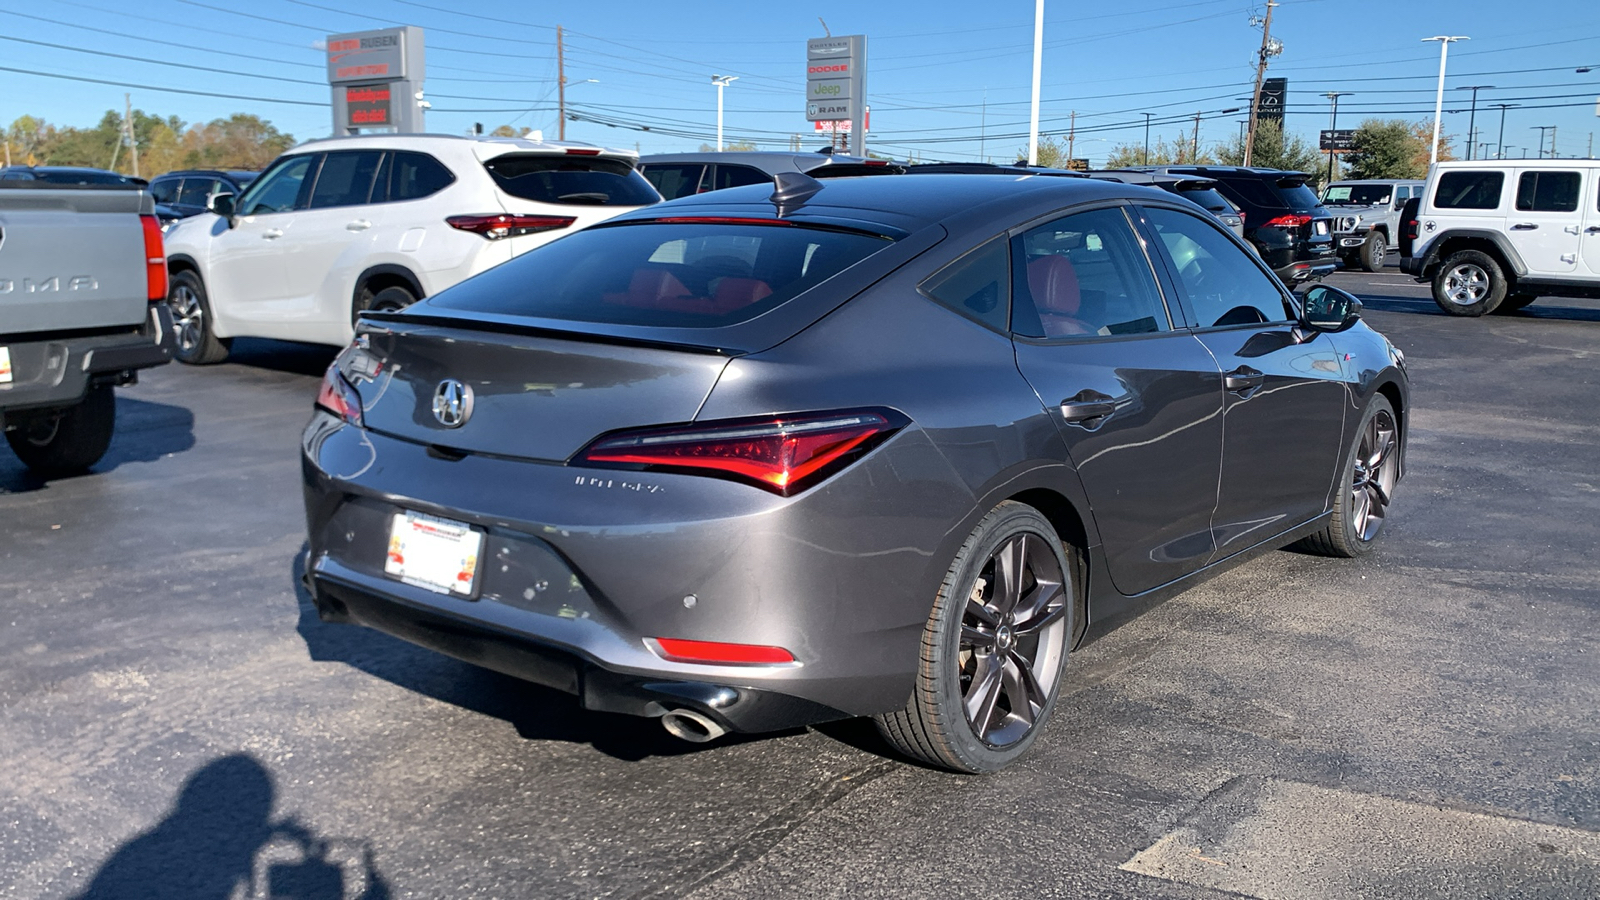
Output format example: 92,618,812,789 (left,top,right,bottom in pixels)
1257,77,1287,124
806,35,866,124
327,28,413,83
1320,129,1356,152
326,26,426,134
814,108,870,133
